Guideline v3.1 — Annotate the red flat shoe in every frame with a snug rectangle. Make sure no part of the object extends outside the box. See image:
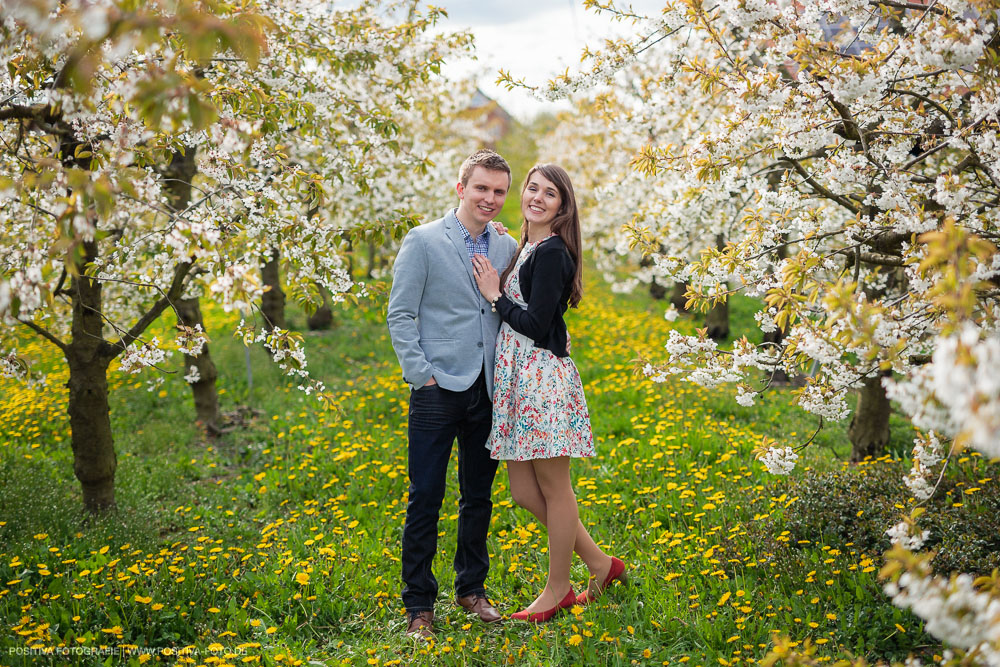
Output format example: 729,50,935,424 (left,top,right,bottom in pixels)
576,556,627,605
510,588,576,623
